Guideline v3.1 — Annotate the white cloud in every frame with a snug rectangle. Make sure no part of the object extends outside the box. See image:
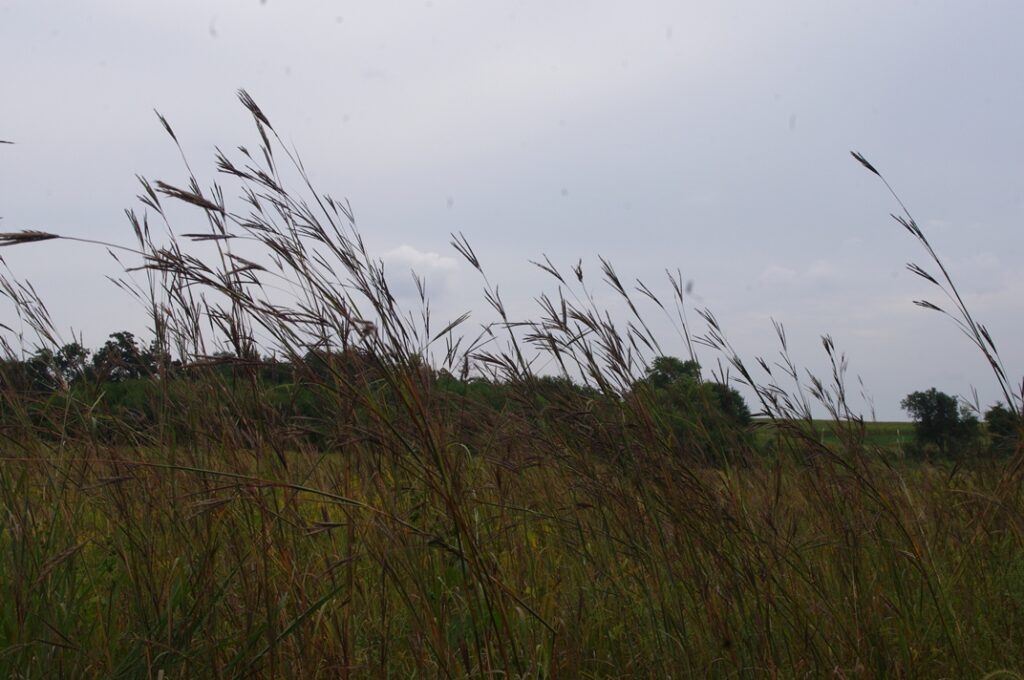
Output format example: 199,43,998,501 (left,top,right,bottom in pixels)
806,259,838,281
380,244,461,301
761,265,798,284
381,244,459,273
760,259,839,286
